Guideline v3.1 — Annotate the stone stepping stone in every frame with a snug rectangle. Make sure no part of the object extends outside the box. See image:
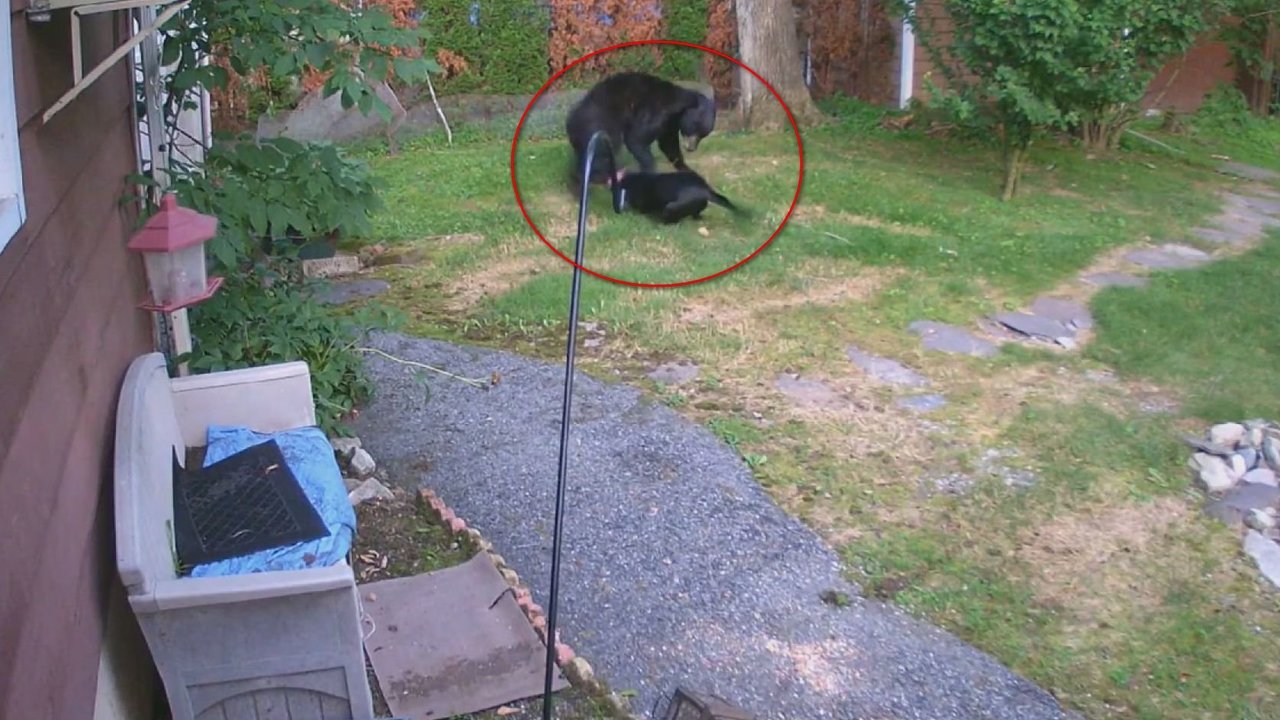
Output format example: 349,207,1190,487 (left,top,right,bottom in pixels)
846,345,930,387
989,312,1076,348
1192,226,1248,246
1028,296,1093,331
774,373,844,408
896,394,947,413
1217,161,1280,183
312,278,391,305
1123,244,1211,270
1082,271,1148,288
648,361,700,385
1236,193,1280,216
907,320,998,358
